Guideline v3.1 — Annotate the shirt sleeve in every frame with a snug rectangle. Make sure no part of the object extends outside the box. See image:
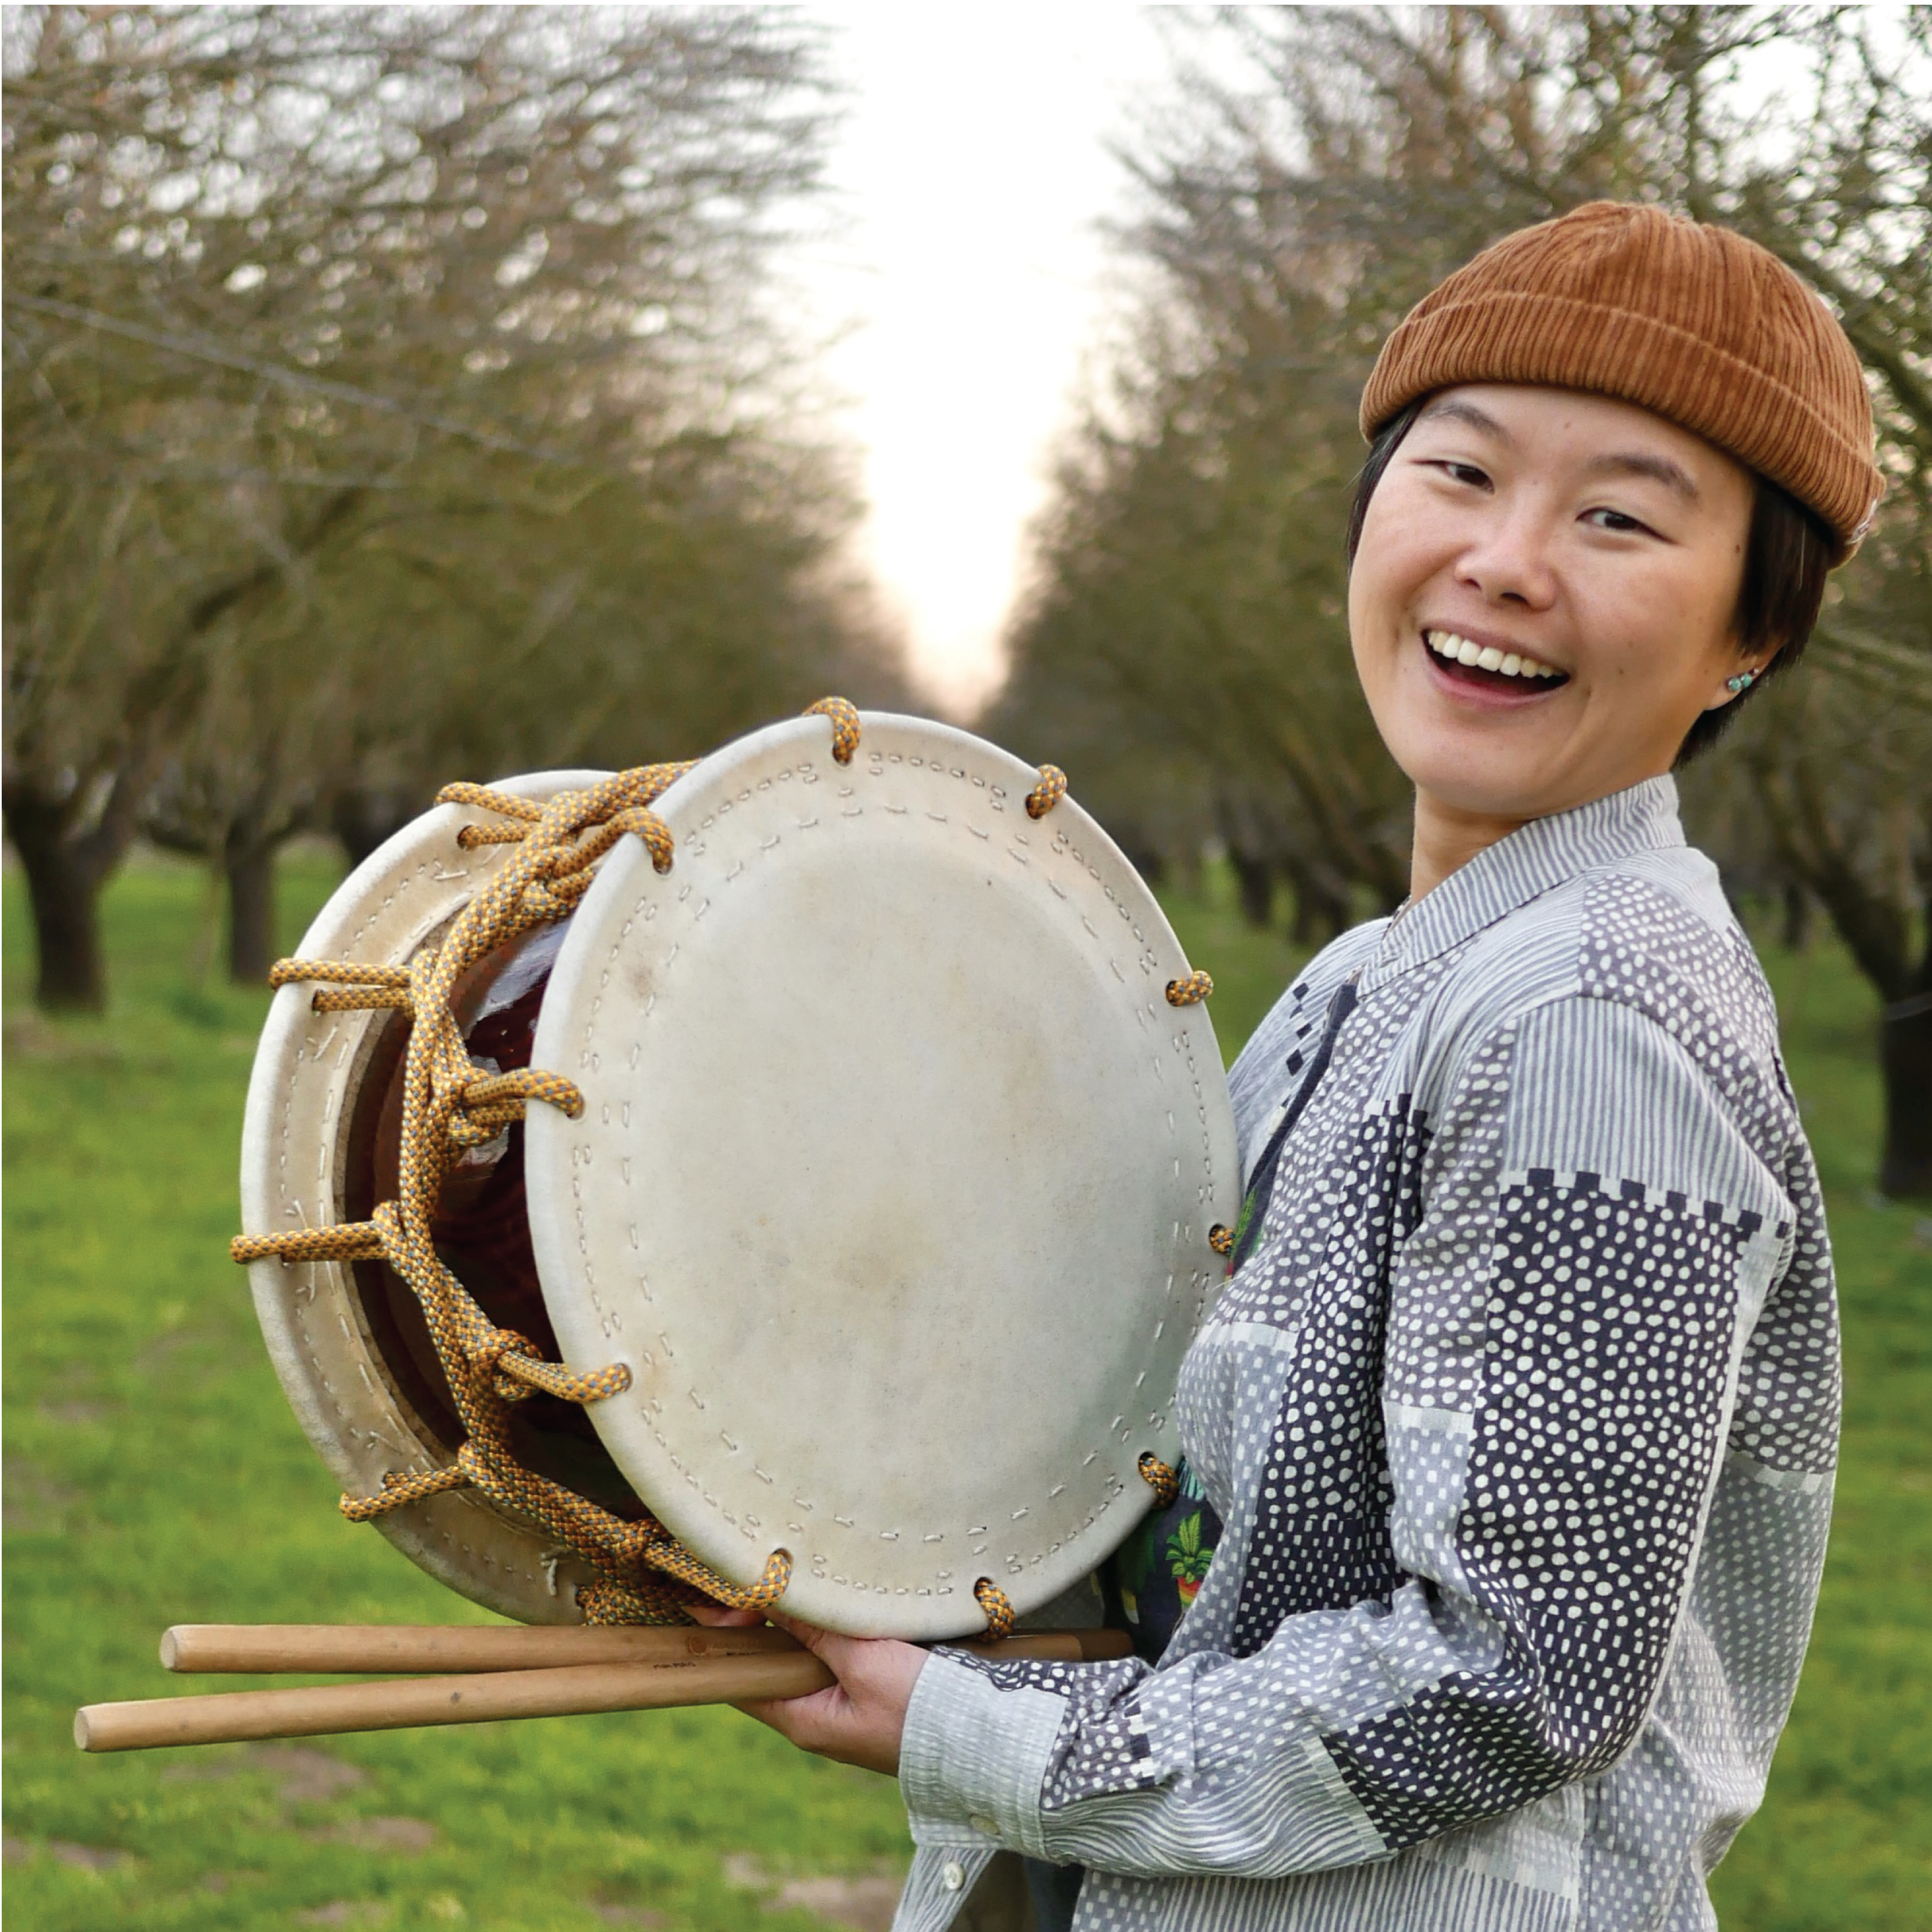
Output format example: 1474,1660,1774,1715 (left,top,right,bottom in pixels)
898,992,1796,1878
